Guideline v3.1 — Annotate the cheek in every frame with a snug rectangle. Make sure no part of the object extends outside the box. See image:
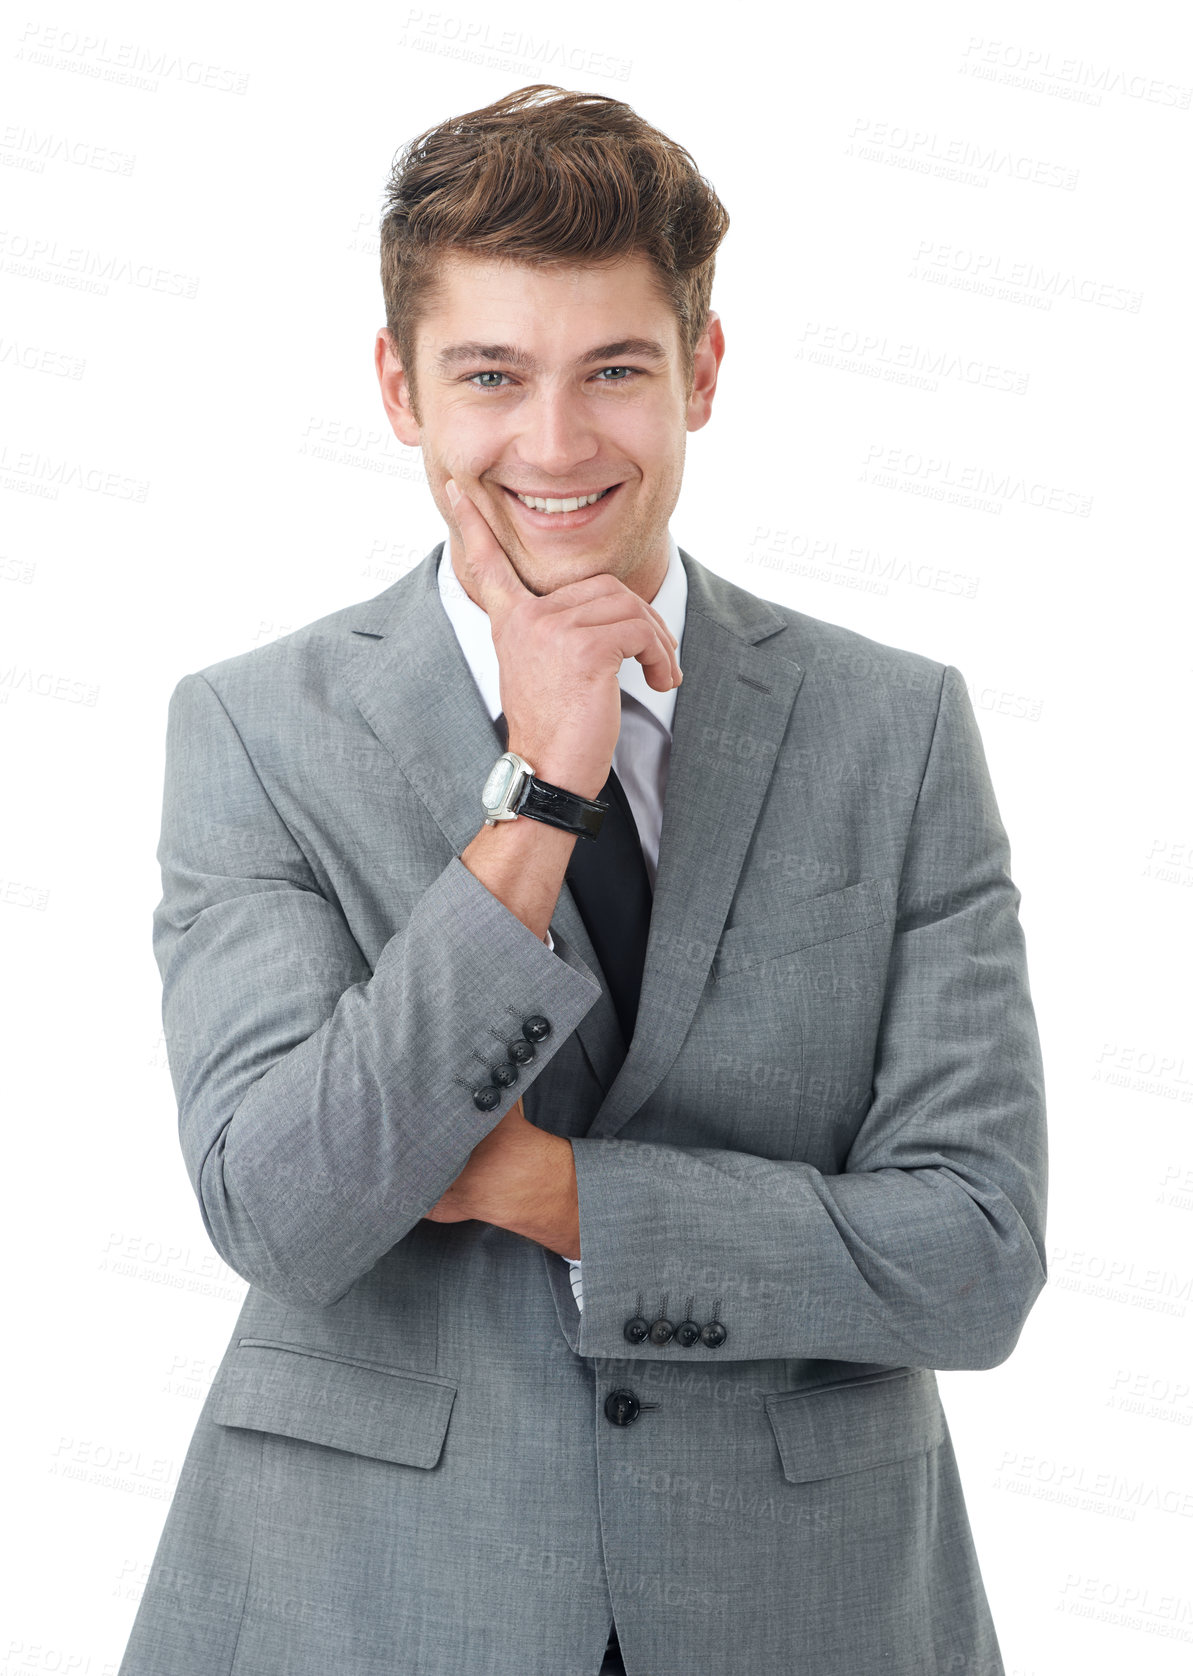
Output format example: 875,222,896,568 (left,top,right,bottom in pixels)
433,409,504,481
